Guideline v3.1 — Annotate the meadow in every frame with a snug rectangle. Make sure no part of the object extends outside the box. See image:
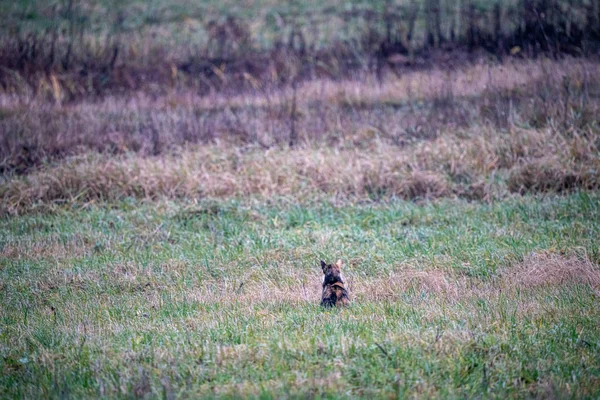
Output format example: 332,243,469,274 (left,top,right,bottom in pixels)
1,193,600,398
2,1,600,398
1,59,600,398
